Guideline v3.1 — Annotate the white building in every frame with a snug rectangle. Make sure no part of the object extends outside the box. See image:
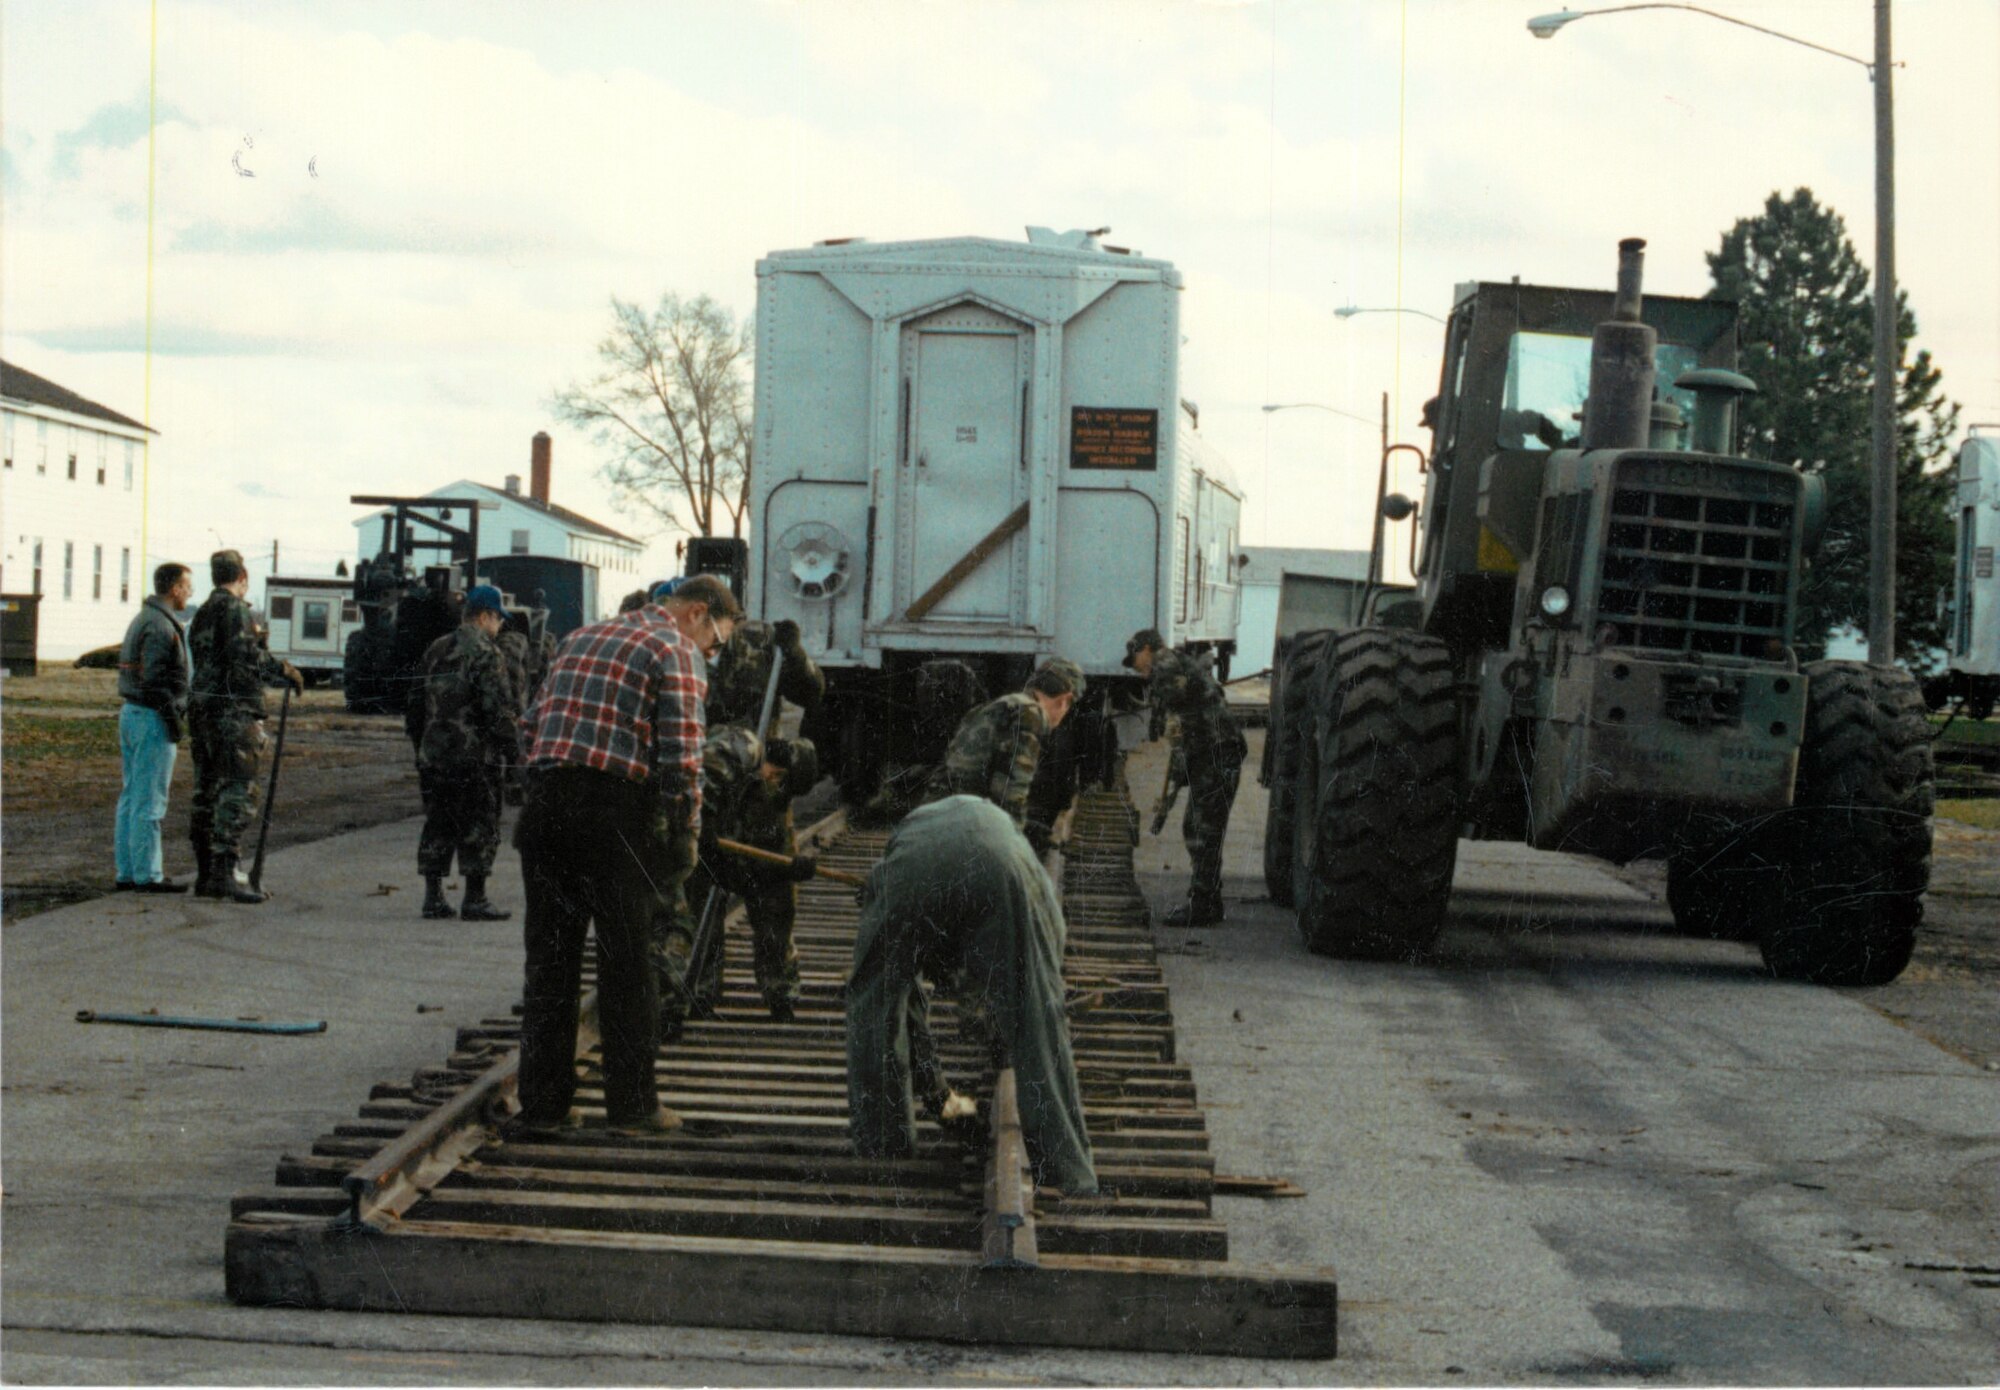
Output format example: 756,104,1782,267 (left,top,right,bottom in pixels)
352,432,644,603
1,360,156,659
1236,545,1370,671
